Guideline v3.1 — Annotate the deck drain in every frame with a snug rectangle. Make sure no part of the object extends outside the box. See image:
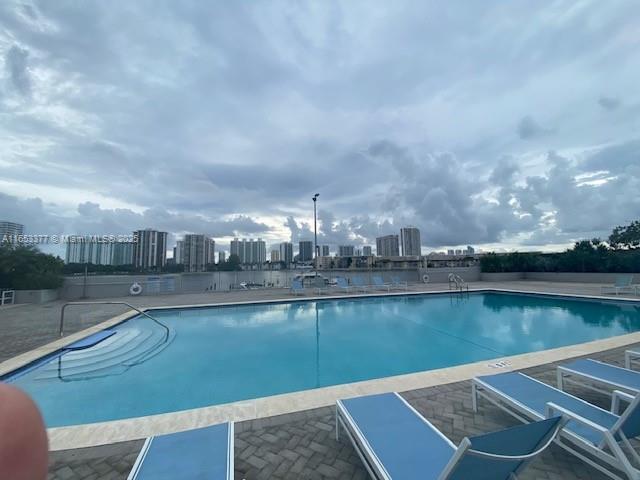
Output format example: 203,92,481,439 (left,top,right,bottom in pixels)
488,360,512,369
